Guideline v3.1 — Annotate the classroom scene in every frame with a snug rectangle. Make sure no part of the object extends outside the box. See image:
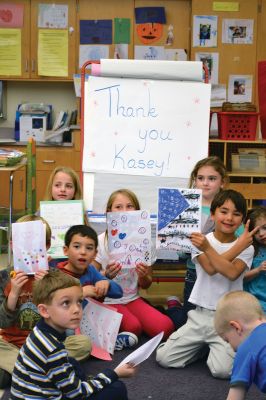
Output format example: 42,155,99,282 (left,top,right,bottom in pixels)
0,0,266,399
